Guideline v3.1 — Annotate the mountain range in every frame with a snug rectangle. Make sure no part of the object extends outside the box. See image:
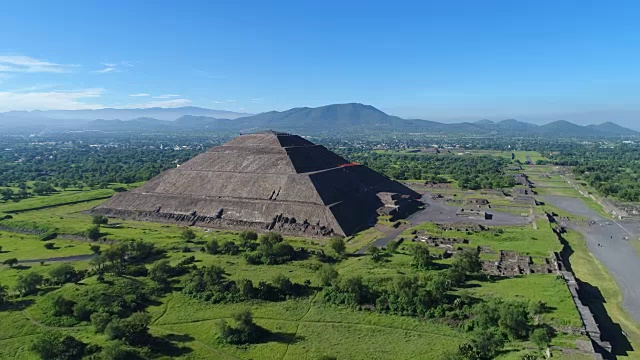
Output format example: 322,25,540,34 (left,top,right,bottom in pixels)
0,103,637,137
